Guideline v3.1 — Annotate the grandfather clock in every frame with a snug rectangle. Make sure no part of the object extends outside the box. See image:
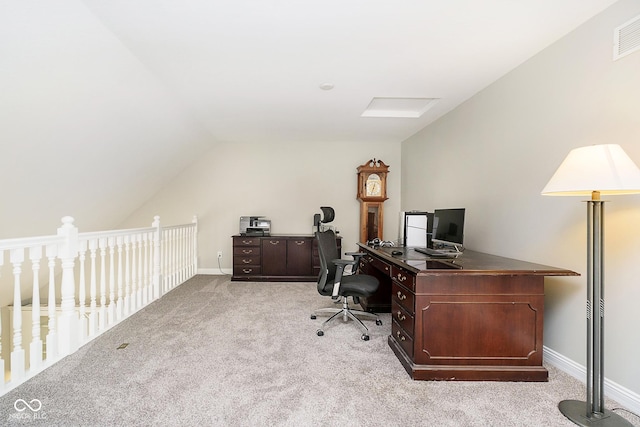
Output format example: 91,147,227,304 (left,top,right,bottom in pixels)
356,159,389,243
